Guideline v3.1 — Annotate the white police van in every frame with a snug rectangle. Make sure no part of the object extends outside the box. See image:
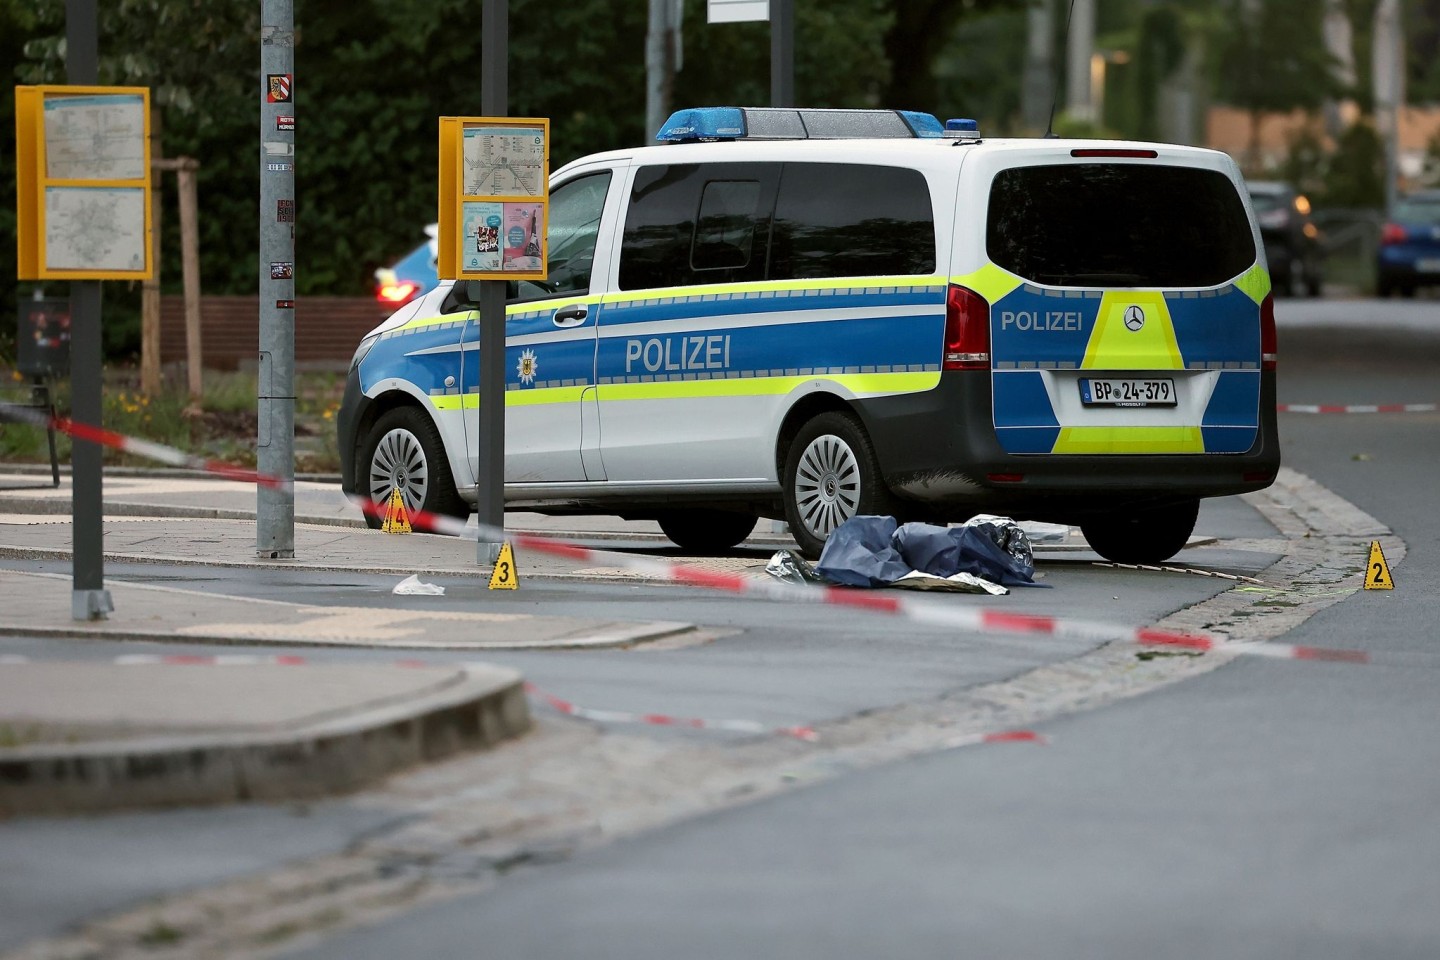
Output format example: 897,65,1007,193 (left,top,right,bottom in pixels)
338,107,1279,562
